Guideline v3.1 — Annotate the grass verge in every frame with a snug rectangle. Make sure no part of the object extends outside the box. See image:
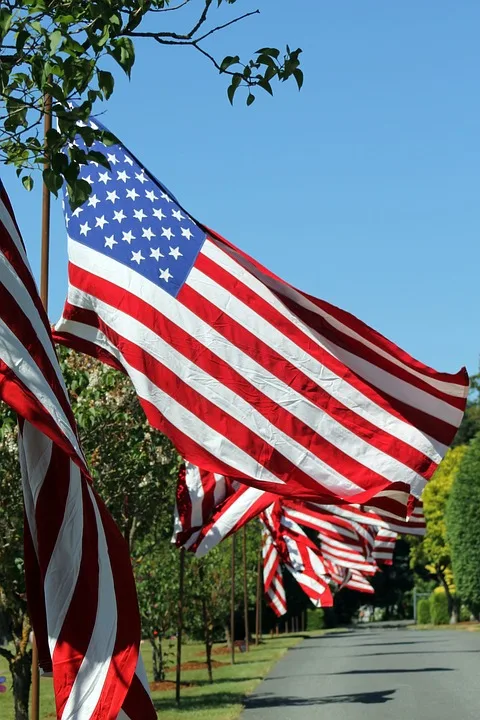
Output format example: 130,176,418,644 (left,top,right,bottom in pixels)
0,631,328,719
409,622,480,632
